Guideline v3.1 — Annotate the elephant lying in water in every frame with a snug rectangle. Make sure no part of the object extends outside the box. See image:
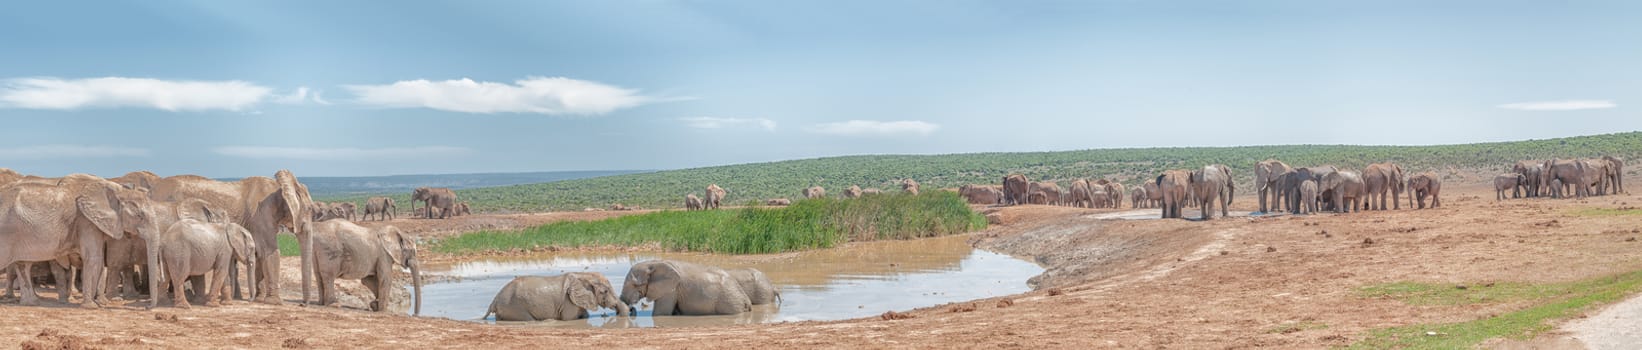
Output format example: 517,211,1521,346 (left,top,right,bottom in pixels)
621,260,753,316
484,272,630,321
